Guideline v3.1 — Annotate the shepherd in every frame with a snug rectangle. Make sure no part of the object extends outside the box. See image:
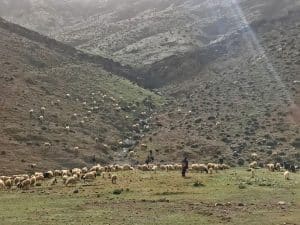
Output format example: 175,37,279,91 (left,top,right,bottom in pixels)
181,157,189,177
